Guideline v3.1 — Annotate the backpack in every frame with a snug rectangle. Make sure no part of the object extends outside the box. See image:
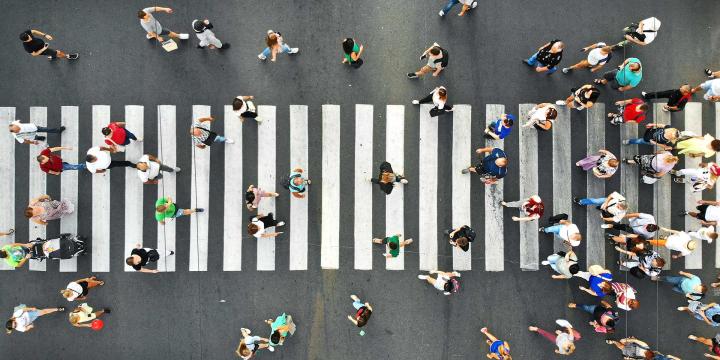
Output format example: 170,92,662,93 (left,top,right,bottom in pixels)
464,227,476,243
283,174,305,193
